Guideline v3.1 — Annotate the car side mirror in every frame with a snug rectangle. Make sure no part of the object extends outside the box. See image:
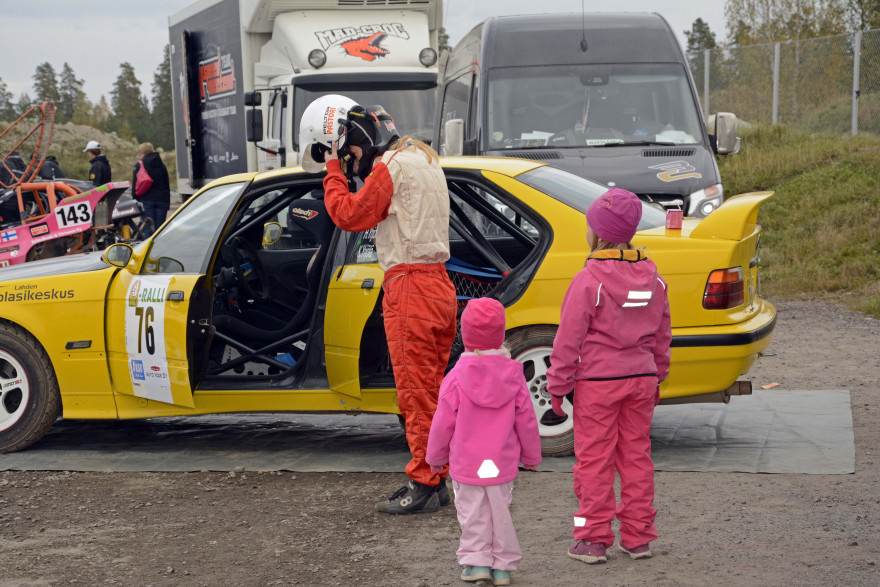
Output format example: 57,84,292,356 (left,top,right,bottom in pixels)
262,222,283,246
103,243,133,268
157,257,184,273
443,118,464,156
712,112,740,155
244,91,262,107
